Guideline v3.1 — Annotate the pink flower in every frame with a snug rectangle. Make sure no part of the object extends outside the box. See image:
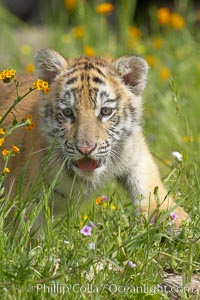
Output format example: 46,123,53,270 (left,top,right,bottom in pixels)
150,217,155,224
170,212,178,220
127,261,137,268
102,195,108,202
80,225,92,236
89,221,95,228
